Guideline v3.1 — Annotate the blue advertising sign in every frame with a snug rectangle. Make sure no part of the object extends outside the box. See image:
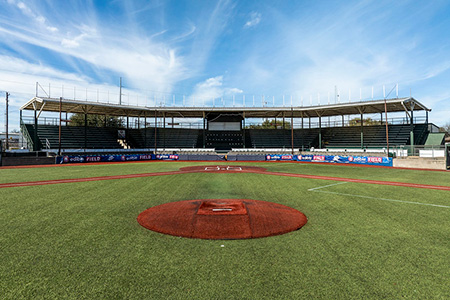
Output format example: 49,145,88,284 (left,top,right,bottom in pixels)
265,154,294,161
295,154,392,166
56,153,179,164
